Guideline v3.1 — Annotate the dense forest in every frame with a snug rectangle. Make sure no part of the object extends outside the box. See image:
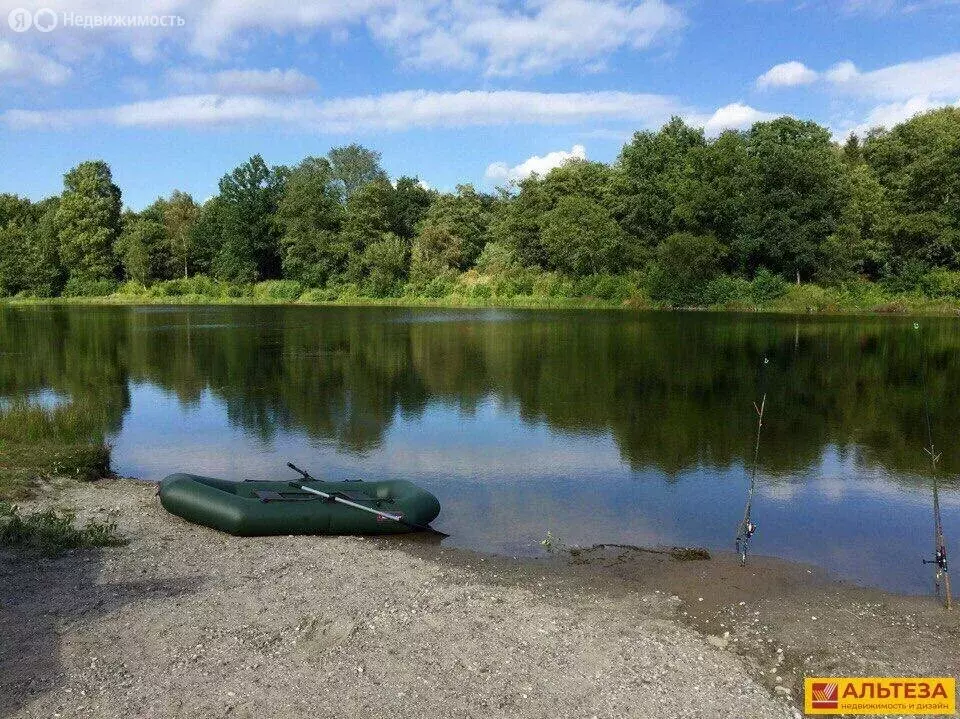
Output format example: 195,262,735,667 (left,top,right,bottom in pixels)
1,107,959,308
